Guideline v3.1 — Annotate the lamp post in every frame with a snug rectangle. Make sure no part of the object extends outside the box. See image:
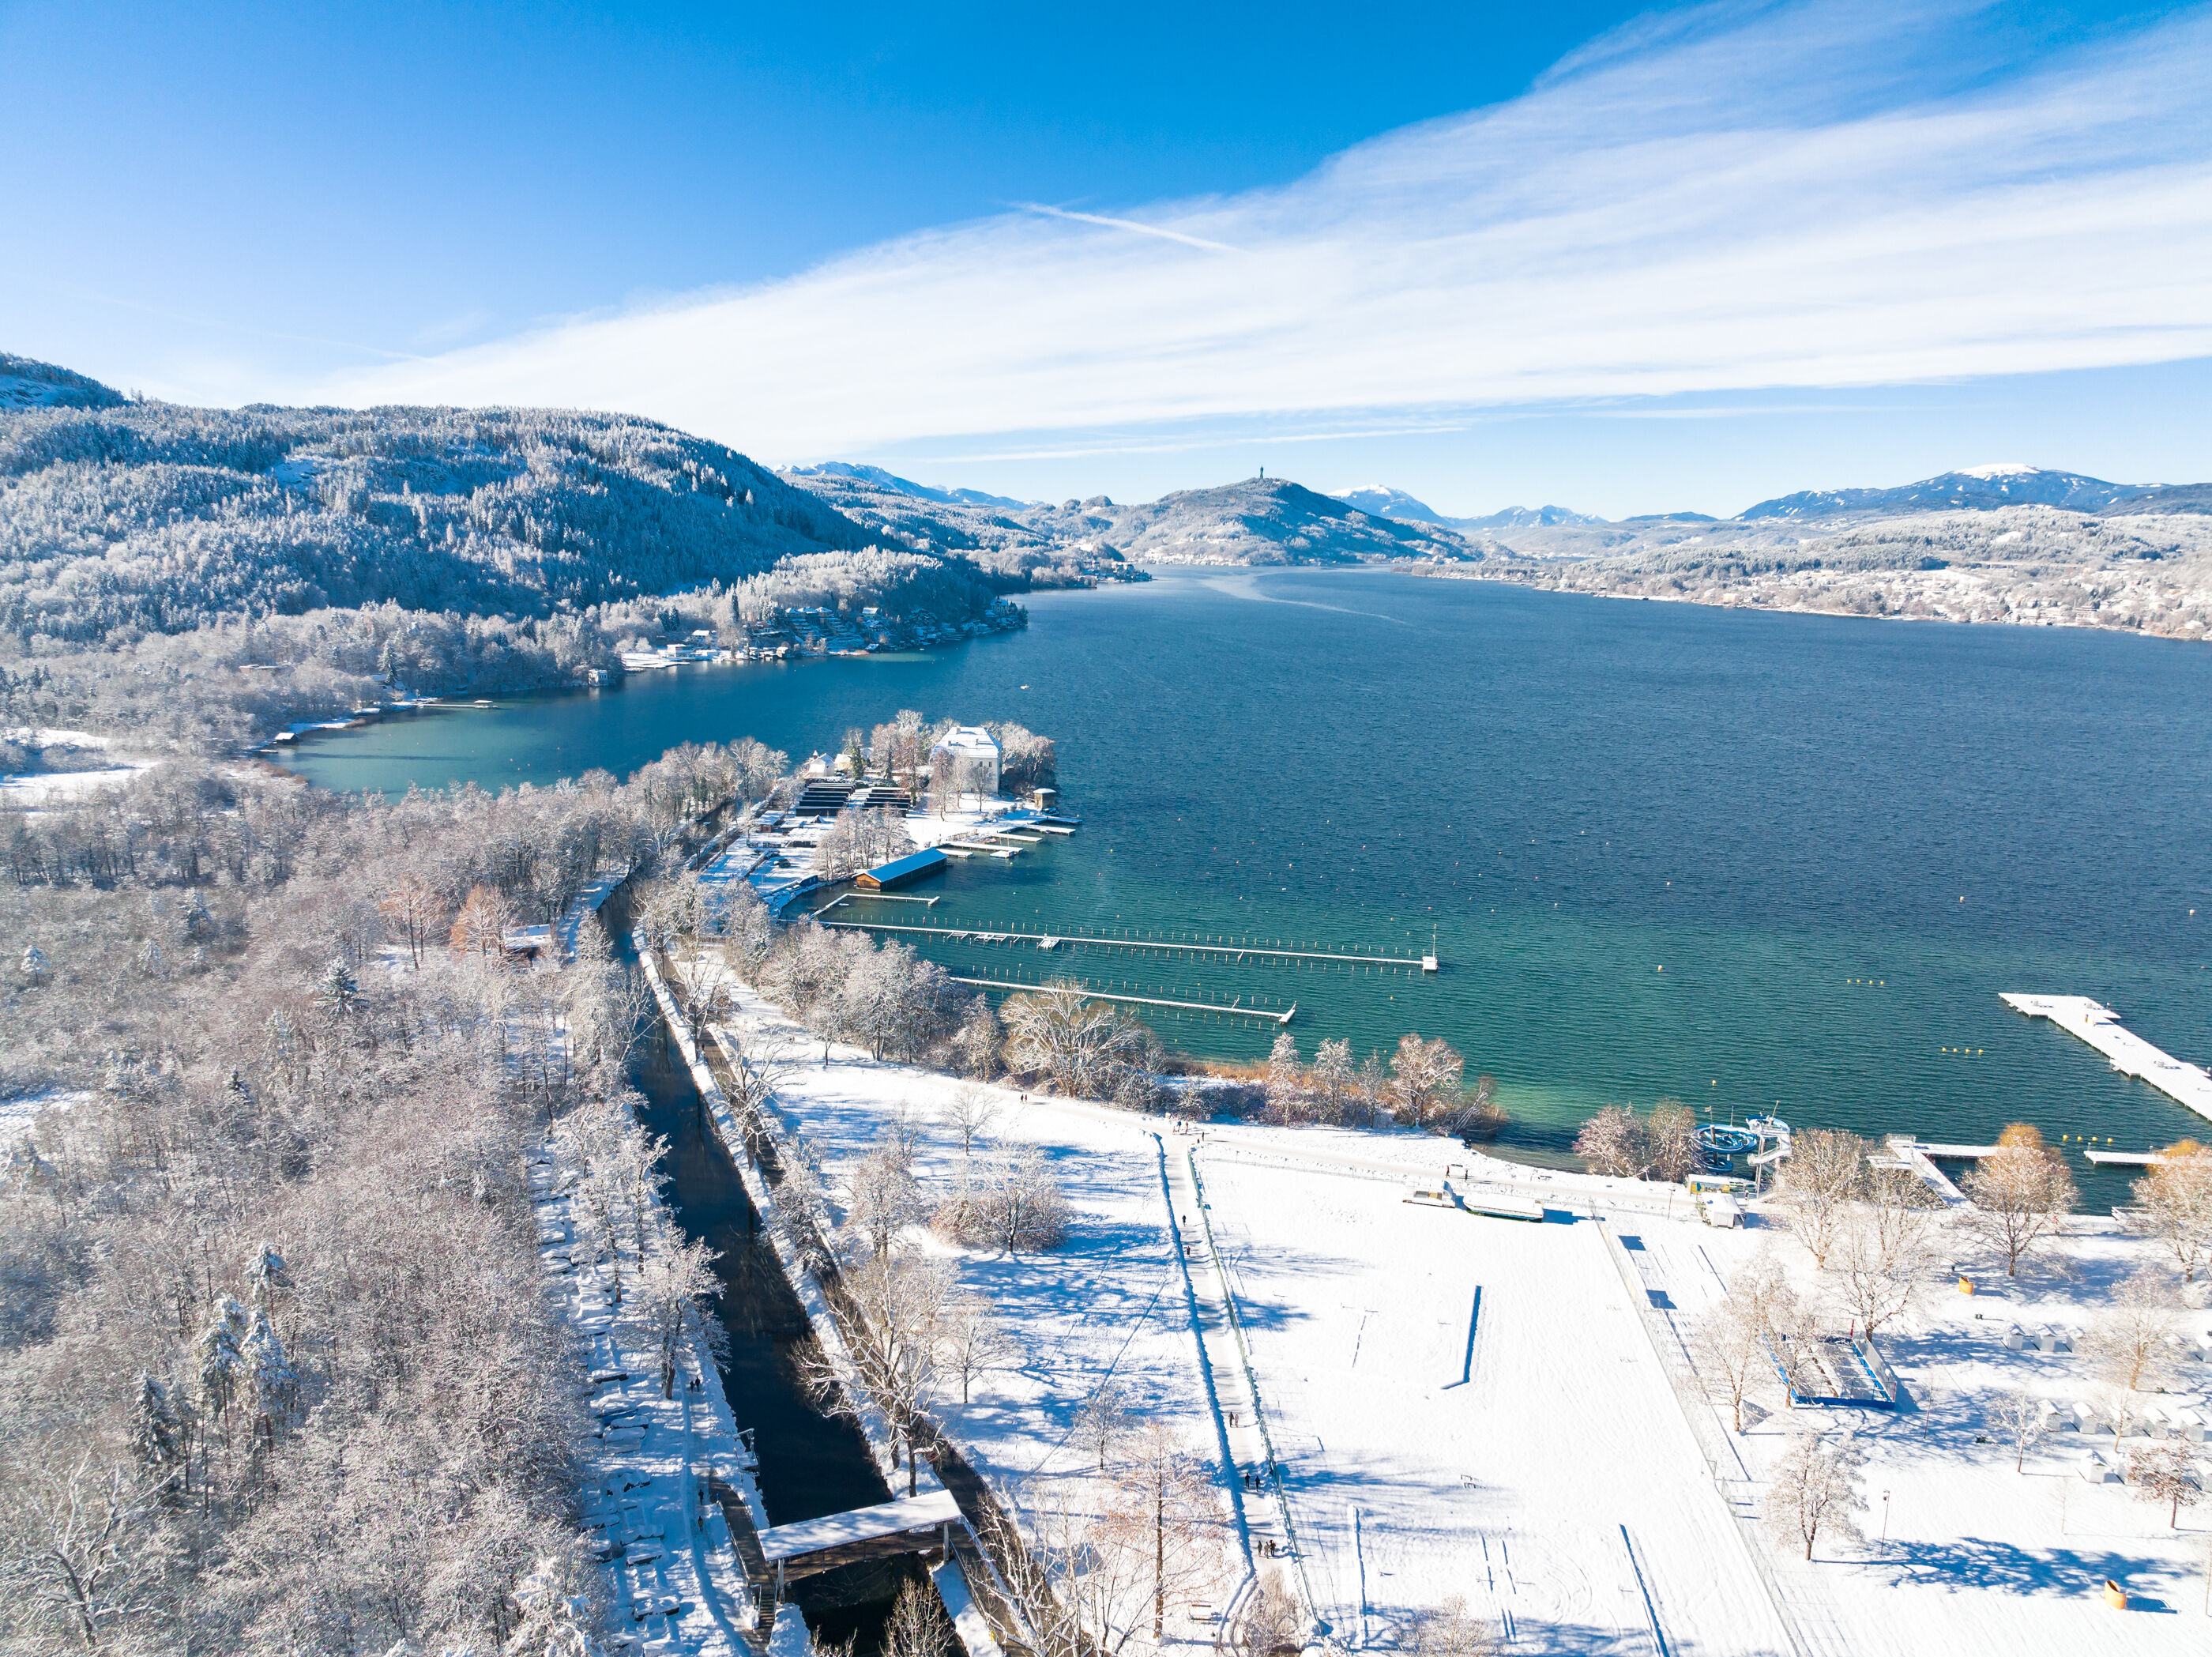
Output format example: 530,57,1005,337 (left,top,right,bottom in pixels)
1882,1489,1892,1542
